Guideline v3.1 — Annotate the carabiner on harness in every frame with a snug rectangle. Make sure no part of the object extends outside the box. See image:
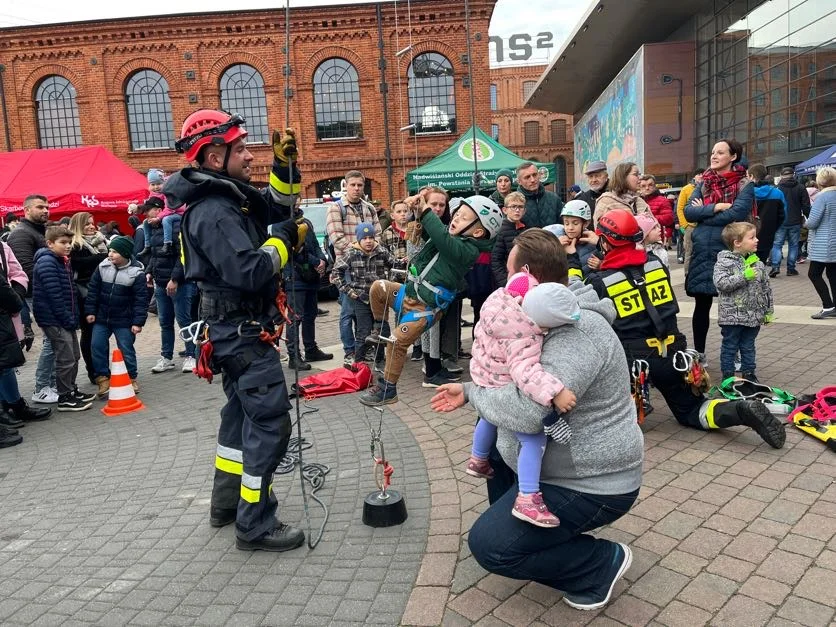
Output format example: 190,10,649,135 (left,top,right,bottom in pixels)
630,359,652,425
179,320,208,346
